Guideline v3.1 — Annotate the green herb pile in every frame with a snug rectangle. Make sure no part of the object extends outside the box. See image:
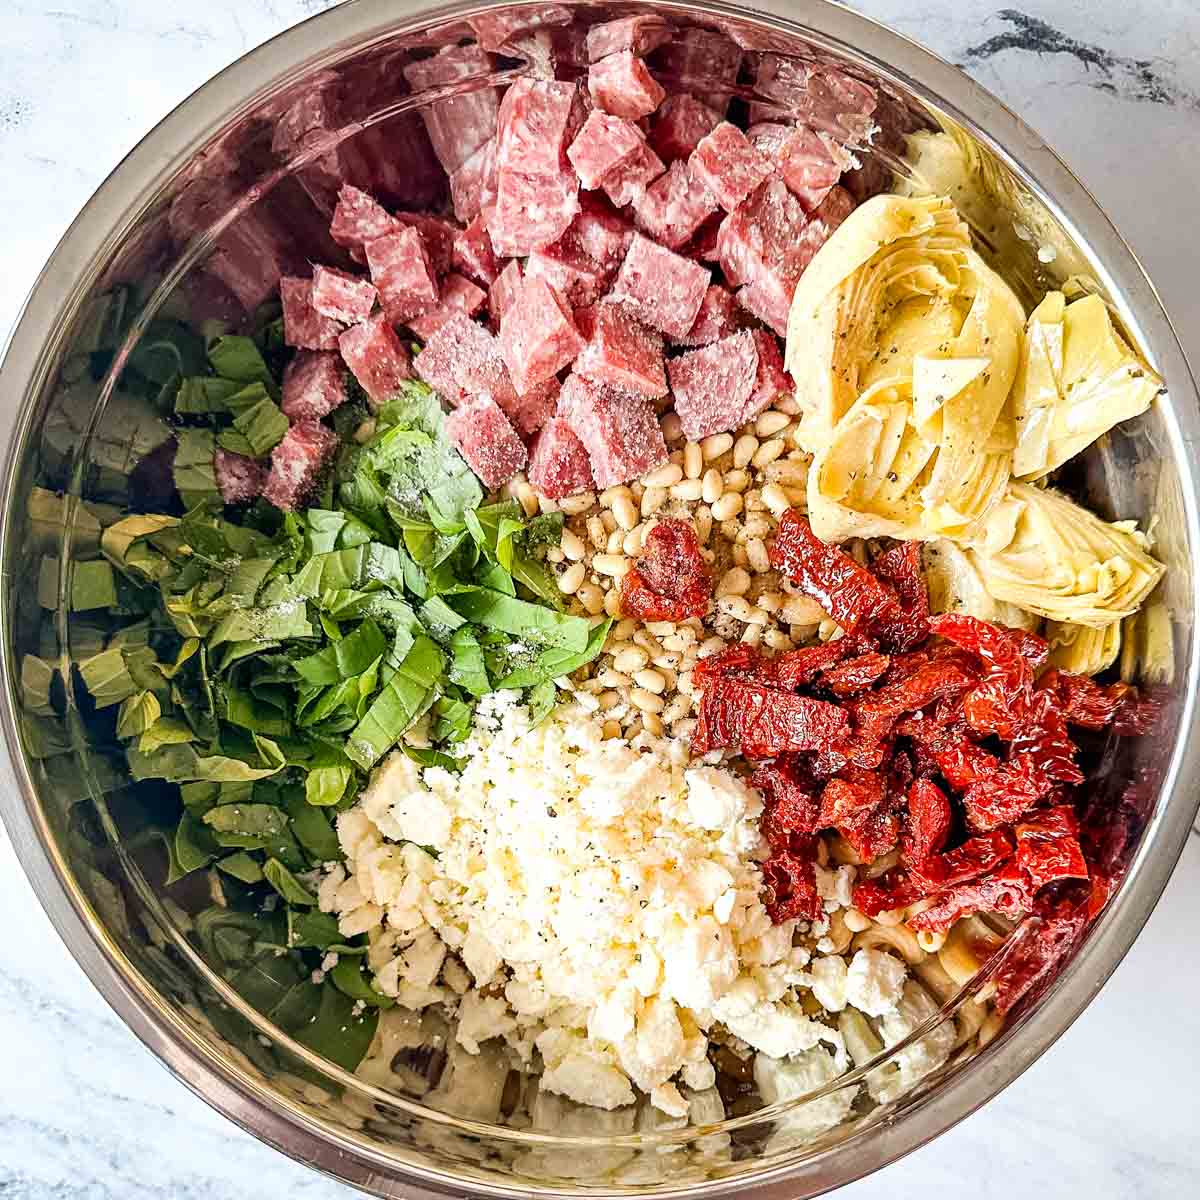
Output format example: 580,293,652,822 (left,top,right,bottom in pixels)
25,322,608,1069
